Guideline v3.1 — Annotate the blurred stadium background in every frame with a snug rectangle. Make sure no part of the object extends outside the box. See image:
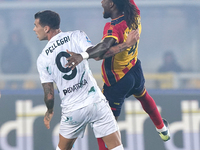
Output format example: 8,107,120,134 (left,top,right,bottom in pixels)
0,0,200,150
